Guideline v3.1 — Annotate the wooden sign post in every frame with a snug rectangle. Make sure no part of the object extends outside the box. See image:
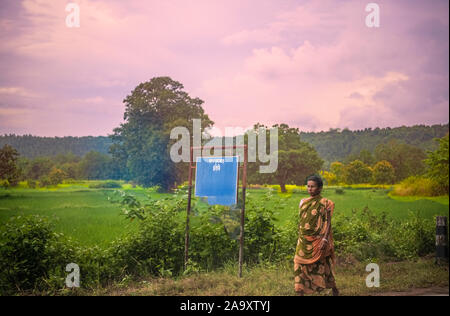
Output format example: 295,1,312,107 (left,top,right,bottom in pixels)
184,145,248,277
